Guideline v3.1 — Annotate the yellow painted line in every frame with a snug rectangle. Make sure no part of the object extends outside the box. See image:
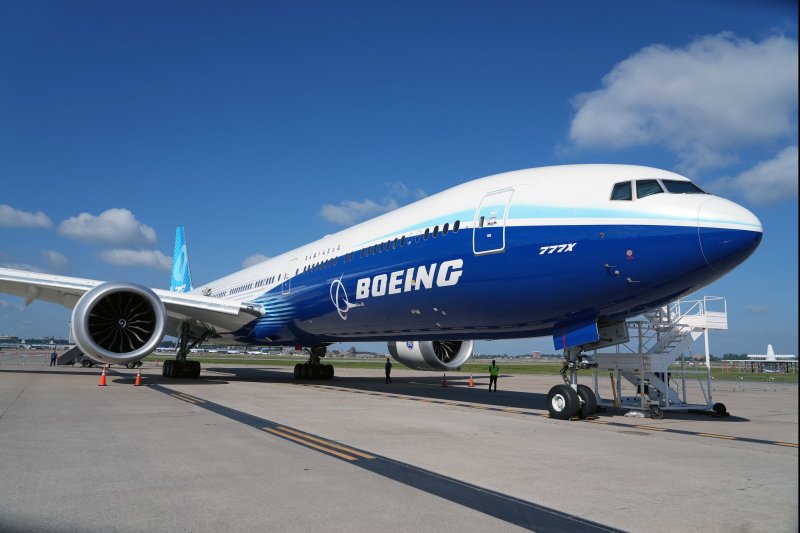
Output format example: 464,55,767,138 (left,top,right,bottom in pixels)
636,425,667,432
774,442,798,448
503,409,524,414
697,433,736,440
174,392,205,404
586,419,609,424
276,427,374,459
171,393,197,404
264,428,358,461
